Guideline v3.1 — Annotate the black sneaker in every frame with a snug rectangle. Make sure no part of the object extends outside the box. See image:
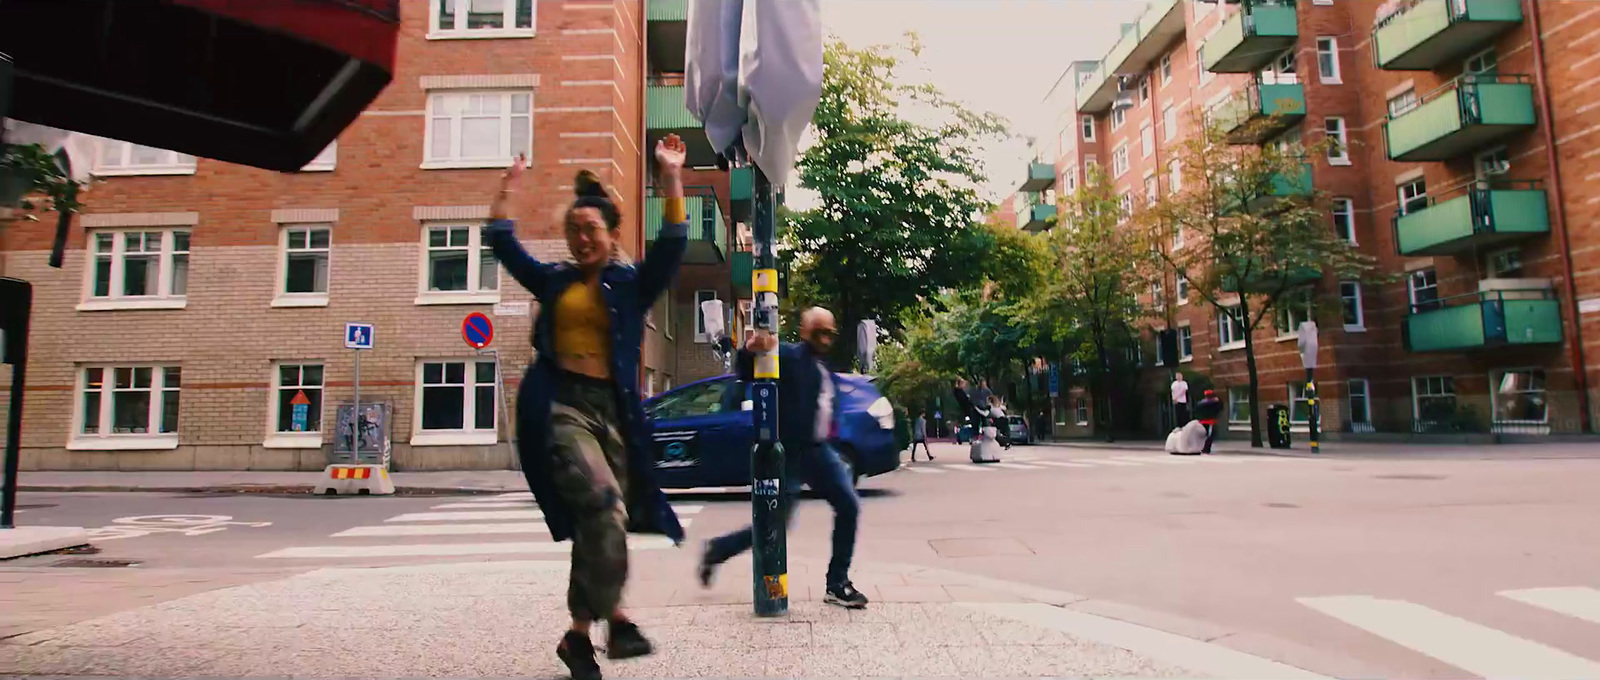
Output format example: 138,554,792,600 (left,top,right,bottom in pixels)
825,581,869,609
697,541,716,588
606,620,654,660
557,630,602,680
